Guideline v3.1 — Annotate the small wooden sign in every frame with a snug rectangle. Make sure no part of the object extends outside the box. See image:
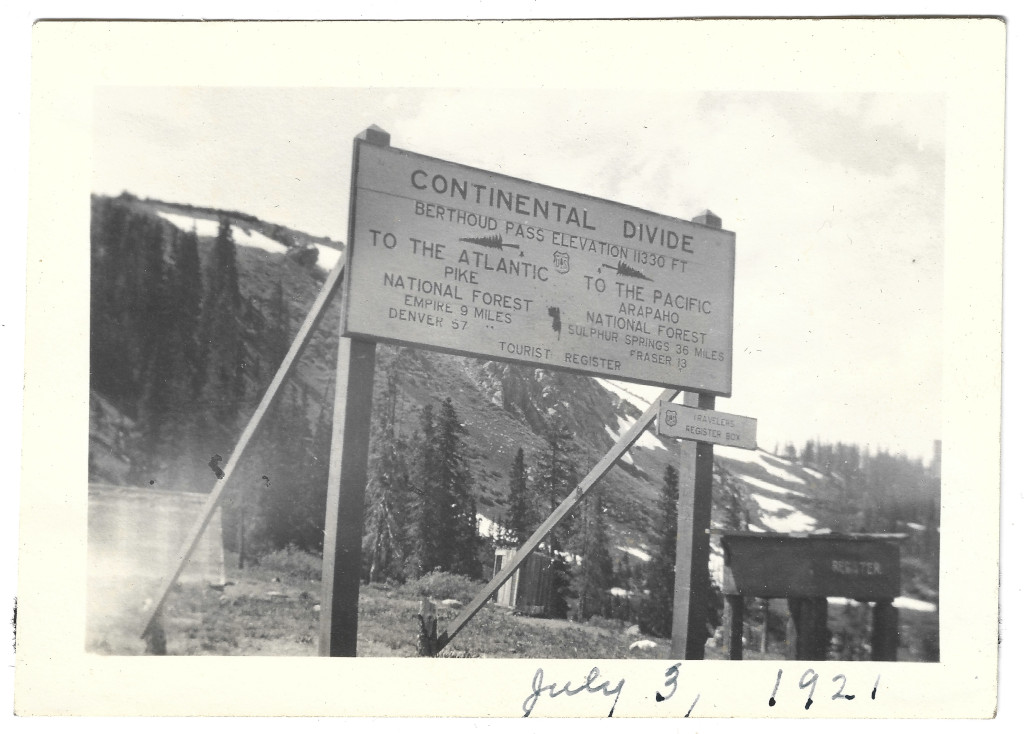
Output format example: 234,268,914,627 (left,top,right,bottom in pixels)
657,403,757,449
720,532,902,600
